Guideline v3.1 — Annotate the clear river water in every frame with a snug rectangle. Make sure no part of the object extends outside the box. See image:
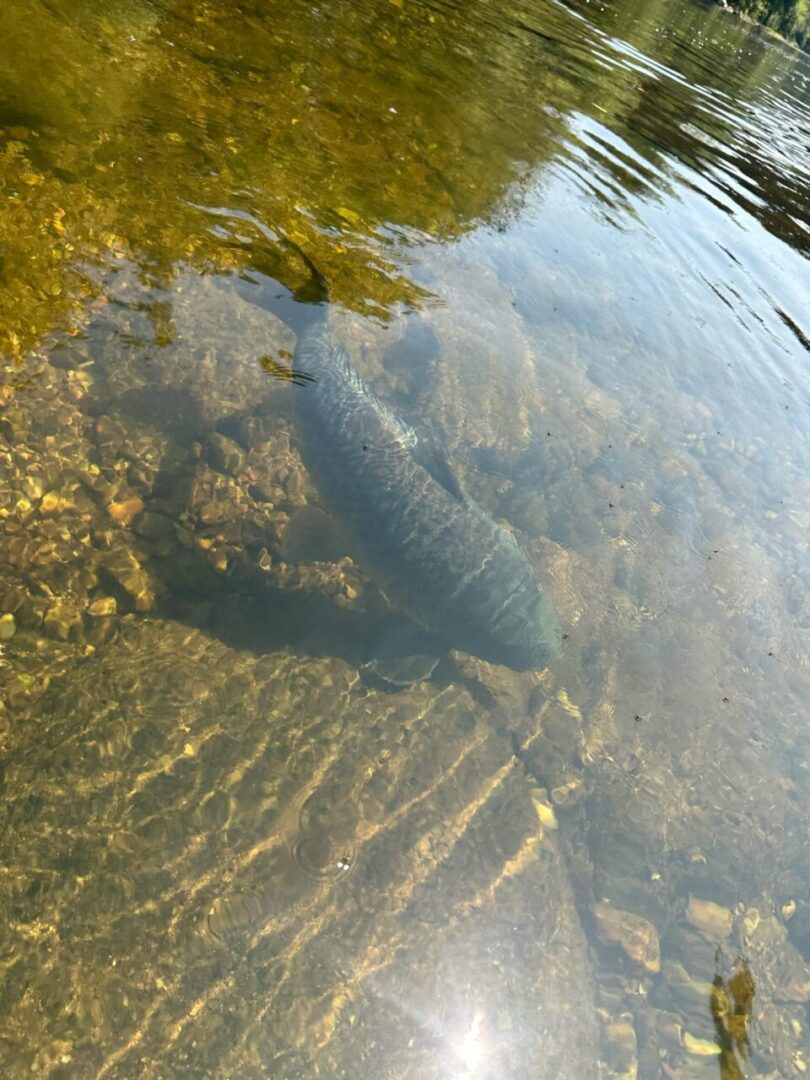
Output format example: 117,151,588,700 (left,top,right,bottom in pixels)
0,0,809,1077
